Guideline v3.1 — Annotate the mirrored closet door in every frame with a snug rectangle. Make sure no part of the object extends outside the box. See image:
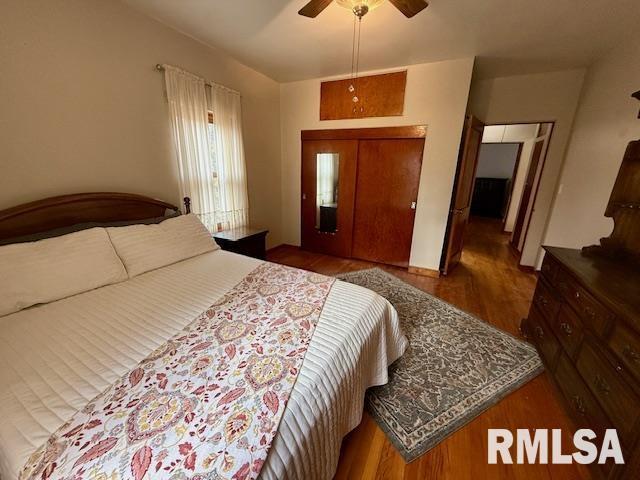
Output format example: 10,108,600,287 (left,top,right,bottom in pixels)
301,139,358,257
